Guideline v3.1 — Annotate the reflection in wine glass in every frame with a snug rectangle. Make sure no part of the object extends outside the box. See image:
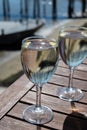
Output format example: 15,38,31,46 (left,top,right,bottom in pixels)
21,36,59,124
57,26,87,101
